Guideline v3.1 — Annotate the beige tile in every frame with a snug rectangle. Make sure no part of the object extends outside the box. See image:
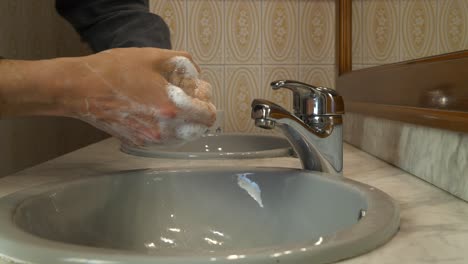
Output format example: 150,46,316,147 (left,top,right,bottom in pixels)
362,0,400,65
352,0,363,66
225,0,262,64
438,0,468,54
224,66,261,133
262,0,299,64
400,0,438,61
187,0,224,64
261,65,298,112
299,65,335,89
150,0,187,51
199,65,225,110
299,0,335,65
